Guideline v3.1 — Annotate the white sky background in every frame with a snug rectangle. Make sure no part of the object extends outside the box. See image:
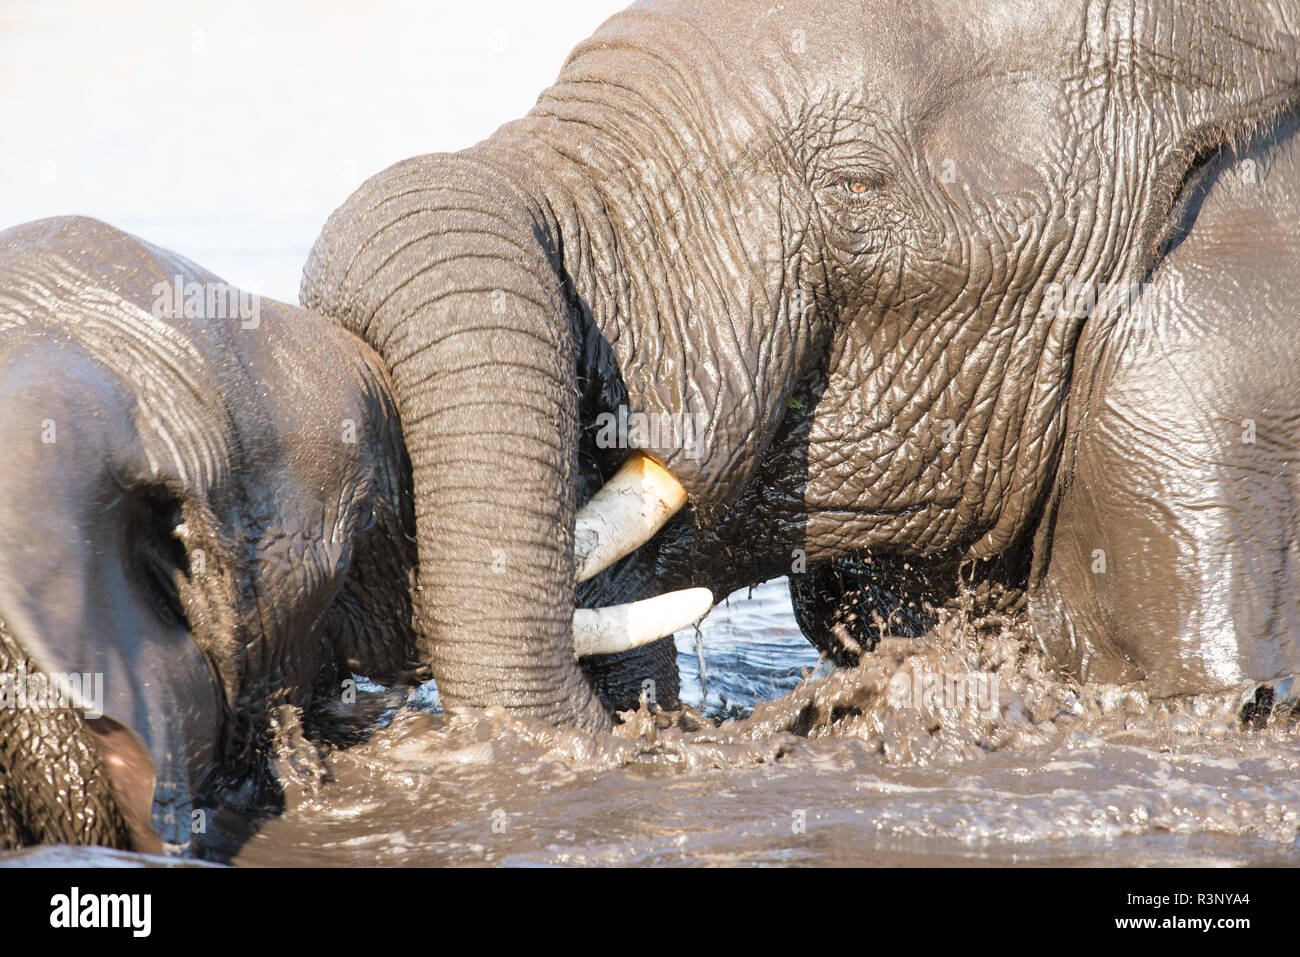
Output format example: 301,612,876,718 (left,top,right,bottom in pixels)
0,0,627,300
